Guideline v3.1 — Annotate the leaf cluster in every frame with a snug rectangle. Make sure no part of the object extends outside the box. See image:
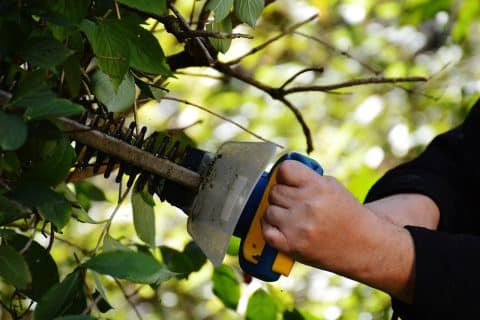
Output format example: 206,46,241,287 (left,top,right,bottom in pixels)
0,0,269,318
